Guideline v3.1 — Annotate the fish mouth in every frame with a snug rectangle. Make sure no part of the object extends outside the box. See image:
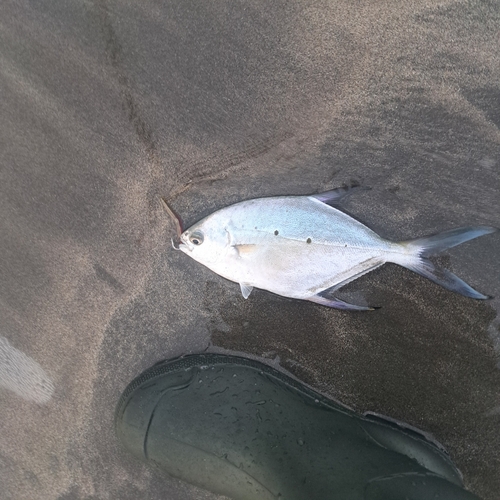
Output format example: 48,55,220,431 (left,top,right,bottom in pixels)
178,237,192,253
170,232,191,252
